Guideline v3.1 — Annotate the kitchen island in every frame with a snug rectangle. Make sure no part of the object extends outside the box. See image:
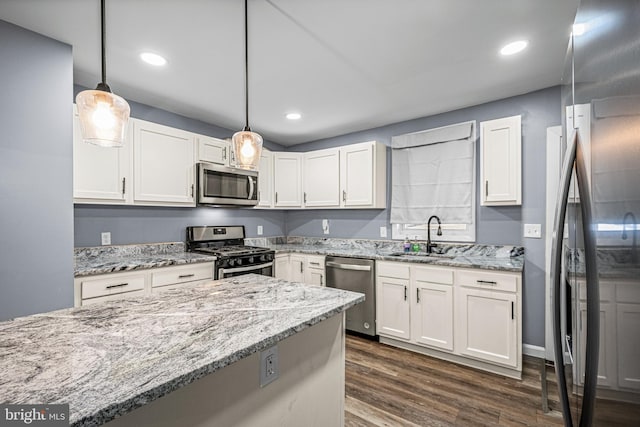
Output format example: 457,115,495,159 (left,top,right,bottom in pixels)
0,274,363,427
